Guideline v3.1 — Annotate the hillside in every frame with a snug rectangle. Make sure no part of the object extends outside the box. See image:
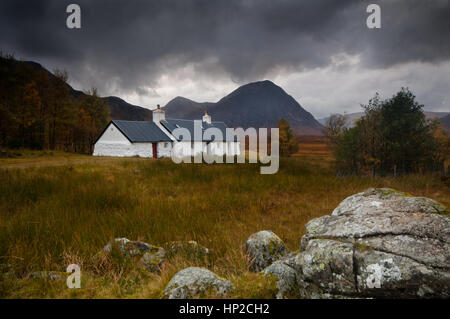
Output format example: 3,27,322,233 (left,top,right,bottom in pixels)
163,96,214,119
102,96,152,121
0,56,105,151
7,58,153,122
163,81,324,136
